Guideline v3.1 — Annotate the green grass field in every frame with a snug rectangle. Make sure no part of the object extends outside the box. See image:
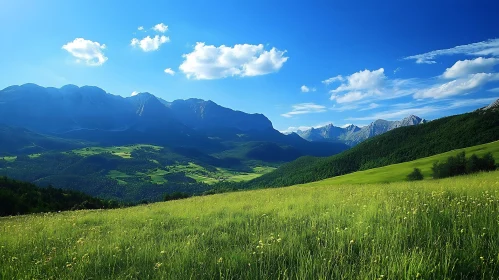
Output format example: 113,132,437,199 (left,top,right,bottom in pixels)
0,156,17,162
69,145,276,185
71,144,162,159
305,140,499,187
114,163,277,185
2,171,499,279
